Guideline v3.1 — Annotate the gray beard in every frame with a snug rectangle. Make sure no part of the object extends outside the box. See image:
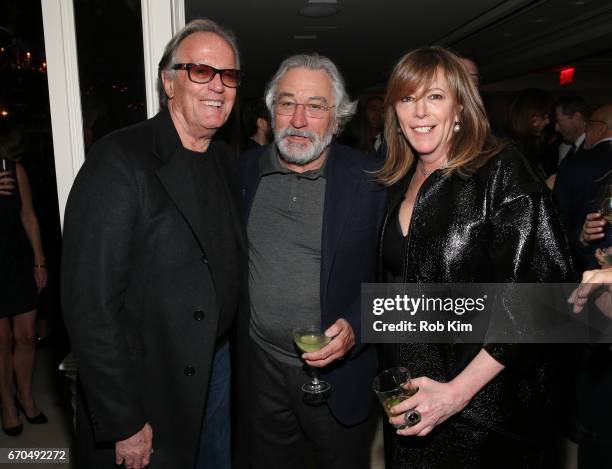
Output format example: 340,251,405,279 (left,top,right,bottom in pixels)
274,127,333,166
